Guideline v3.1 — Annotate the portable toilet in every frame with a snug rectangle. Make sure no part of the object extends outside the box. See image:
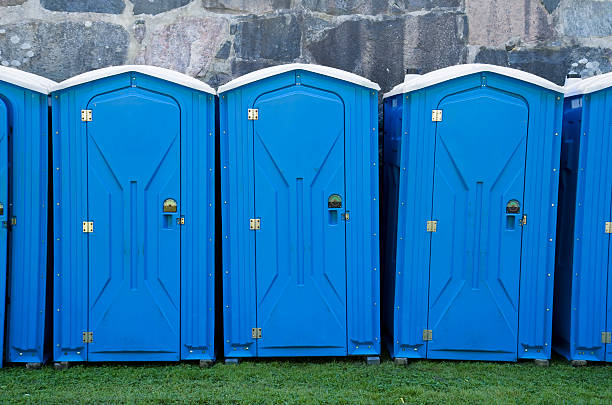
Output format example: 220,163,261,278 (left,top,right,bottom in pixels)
382,64,564,363
51,66,216,365
554,72,612,364
0,67,55,368
218,64,381,363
